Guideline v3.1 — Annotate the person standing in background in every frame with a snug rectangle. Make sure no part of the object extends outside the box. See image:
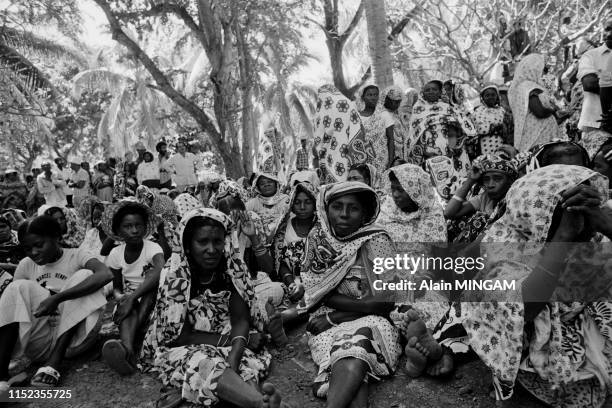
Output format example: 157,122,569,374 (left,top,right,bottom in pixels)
156,141,172,189
295,138,309,171
166,141,197,192
54,158,73,207
37,161,67,207
69,158,90,208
